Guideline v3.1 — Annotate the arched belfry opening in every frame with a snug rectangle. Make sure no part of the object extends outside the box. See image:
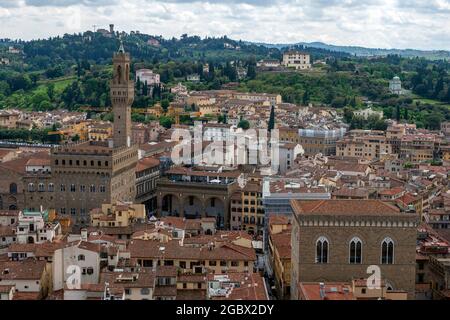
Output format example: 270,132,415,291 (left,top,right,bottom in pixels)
117,65,122,84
